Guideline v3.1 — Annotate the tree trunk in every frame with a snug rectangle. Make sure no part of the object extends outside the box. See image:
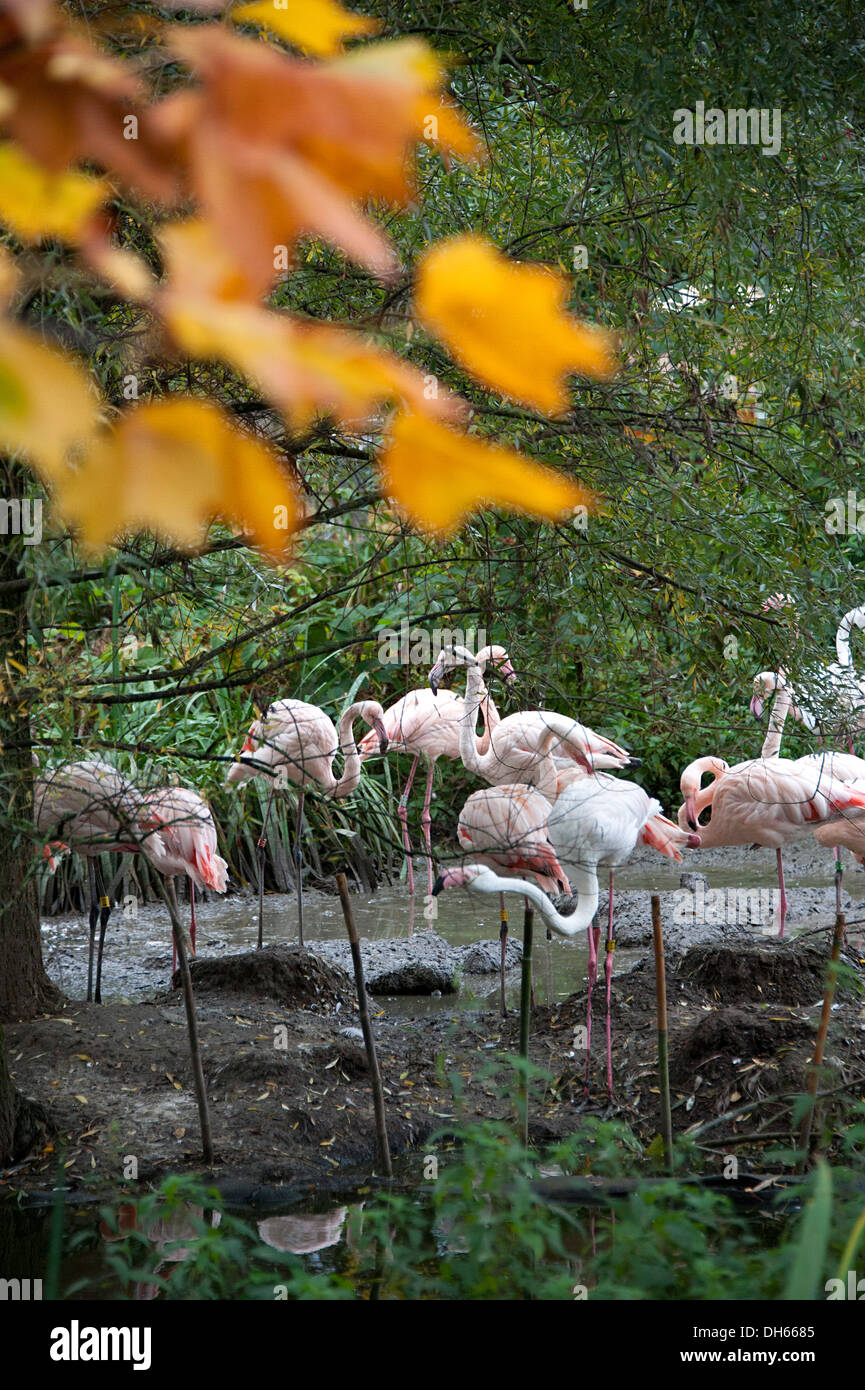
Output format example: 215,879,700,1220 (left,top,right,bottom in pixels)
0,1021,52,1164
0,457,60,1020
